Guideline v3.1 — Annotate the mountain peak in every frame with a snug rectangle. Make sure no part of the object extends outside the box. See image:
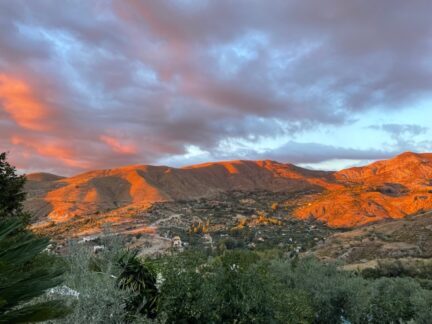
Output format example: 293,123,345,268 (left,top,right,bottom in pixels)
26,172,65,182
394,151,432,162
